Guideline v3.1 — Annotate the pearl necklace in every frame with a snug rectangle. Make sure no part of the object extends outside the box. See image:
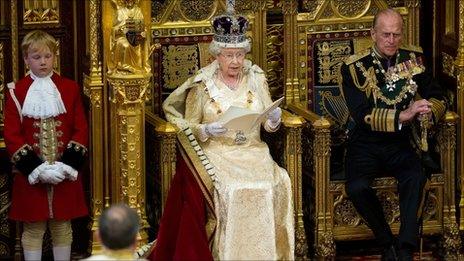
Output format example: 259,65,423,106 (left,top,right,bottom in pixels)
218,71,242,90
